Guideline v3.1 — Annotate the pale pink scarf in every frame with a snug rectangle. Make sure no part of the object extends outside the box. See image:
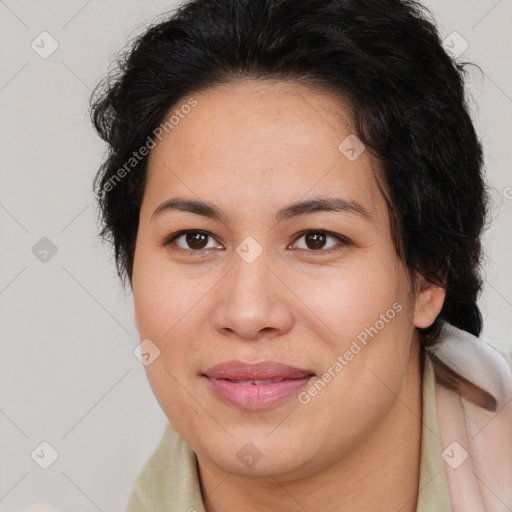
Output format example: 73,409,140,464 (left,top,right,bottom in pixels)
430,323,512,511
